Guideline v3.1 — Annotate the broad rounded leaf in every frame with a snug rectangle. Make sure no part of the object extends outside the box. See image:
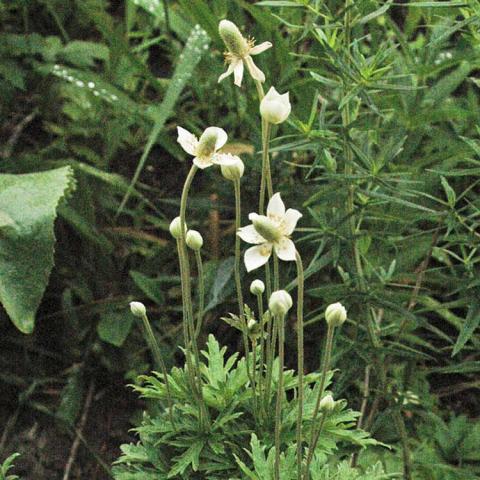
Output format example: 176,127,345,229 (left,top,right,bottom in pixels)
0,166,75,333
